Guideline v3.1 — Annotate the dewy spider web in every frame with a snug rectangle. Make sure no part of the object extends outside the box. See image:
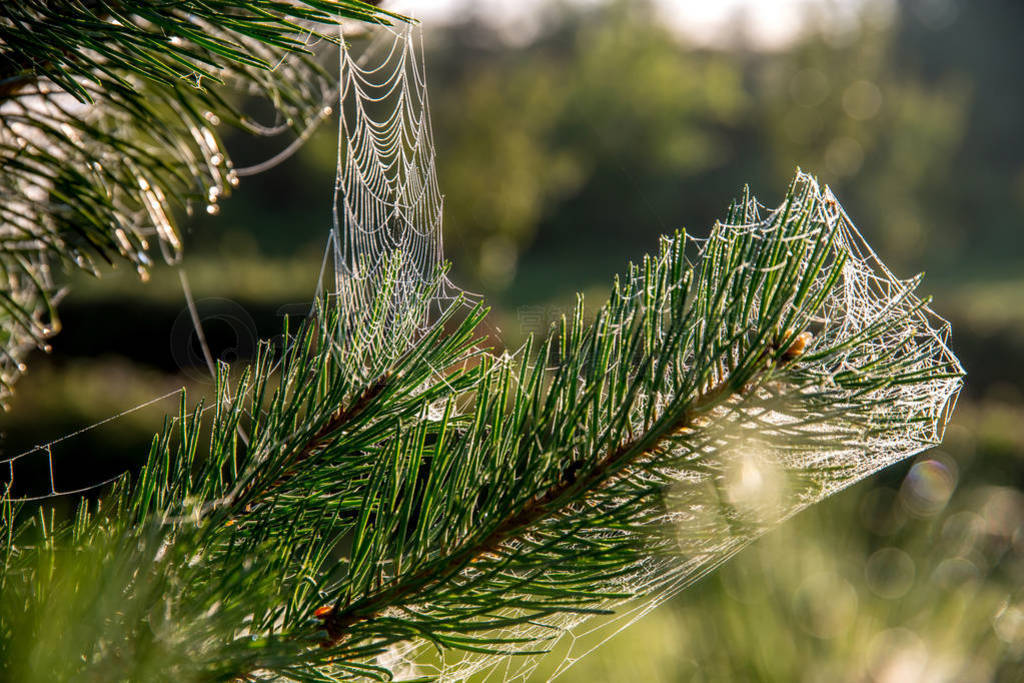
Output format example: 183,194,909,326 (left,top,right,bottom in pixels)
1,21,963,683
1,388,186,502
320,24,471,347
370,173,963,682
